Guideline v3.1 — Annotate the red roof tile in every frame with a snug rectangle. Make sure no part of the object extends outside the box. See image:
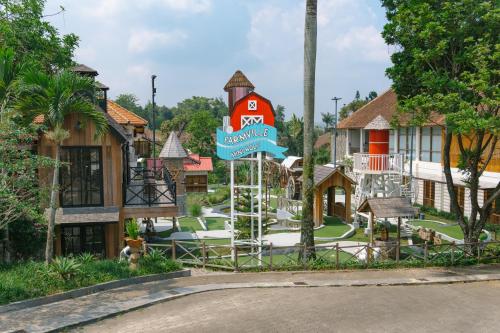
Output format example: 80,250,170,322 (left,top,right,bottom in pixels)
107,100,147,127
183,154,213,172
